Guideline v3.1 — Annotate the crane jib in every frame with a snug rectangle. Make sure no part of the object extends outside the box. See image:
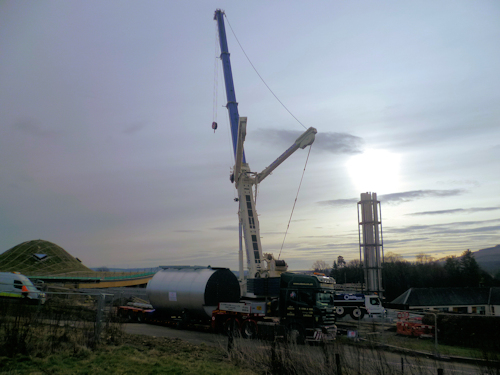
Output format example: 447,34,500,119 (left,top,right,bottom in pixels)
214,9,246,163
